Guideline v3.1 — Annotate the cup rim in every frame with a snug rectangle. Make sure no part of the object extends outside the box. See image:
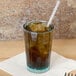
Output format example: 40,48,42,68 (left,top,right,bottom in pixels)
23,20,54,34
